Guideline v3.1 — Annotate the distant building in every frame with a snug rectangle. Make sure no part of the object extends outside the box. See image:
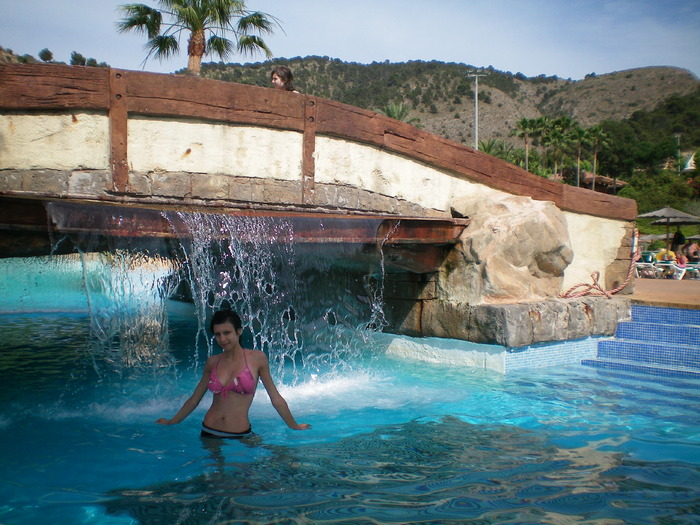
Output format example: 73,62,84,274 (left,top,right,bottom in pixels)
682,152,696,173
